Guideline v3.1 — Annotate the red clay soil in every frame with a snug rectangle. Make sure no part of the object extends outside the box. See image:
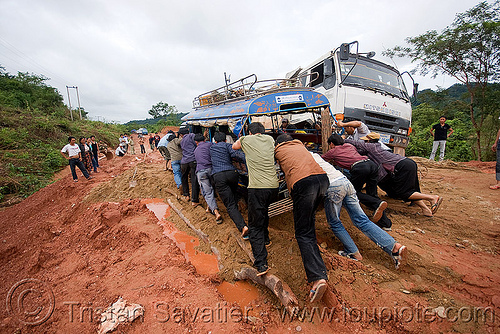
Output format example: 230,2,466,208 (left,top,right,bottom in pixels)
0,138,499,333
